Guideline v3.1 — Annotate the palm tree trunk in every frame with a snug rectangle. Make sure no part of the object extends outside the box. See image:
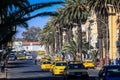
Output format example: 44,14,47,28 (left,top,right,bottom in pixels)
55,27,60,53
69,24,73,41
102,16,109,65
59,28,62,51
96,13,104,67
45,43,50,54
77,20,82,61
